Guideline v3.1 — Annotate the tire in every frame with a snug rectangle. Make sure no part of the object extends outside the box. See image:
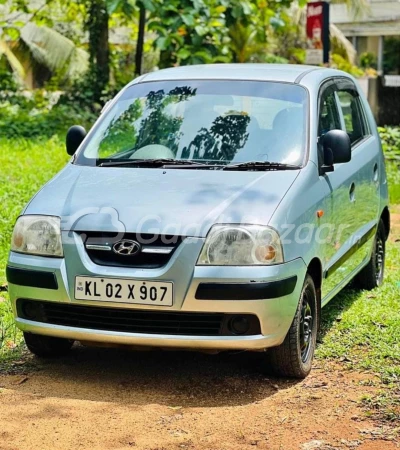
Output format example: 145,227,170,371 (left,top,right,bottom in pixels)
267,274,318,379
24,332,74,358
355,220,386,291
